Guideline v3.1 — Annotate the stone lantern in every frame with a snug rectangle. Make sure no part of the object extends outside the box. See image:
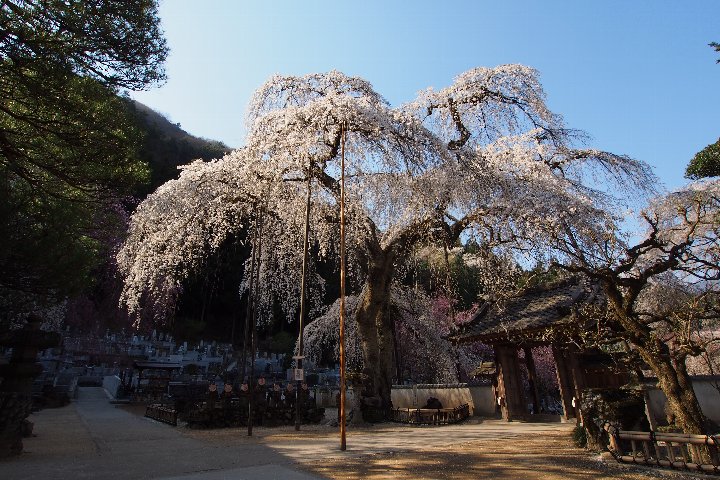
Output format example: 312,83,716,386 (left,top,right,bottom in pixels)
0,314,60,457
